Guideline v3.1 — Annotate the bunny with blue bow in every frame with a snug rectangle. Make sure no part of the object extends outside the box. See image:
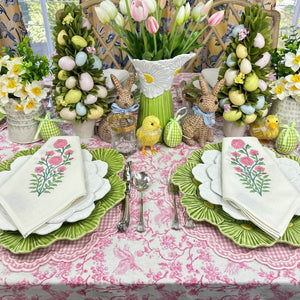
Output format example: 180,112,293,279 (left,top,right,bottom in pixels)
181,76,225,148
98,73,139,143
